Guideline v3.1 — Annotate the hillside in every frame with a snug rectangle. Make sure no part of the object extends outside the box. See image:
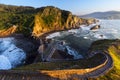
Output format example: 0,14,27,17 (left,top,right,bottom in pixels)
0,4,96,37
10,39,119,80
80,11,120,19
89,39,120,80
0,25,17,37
